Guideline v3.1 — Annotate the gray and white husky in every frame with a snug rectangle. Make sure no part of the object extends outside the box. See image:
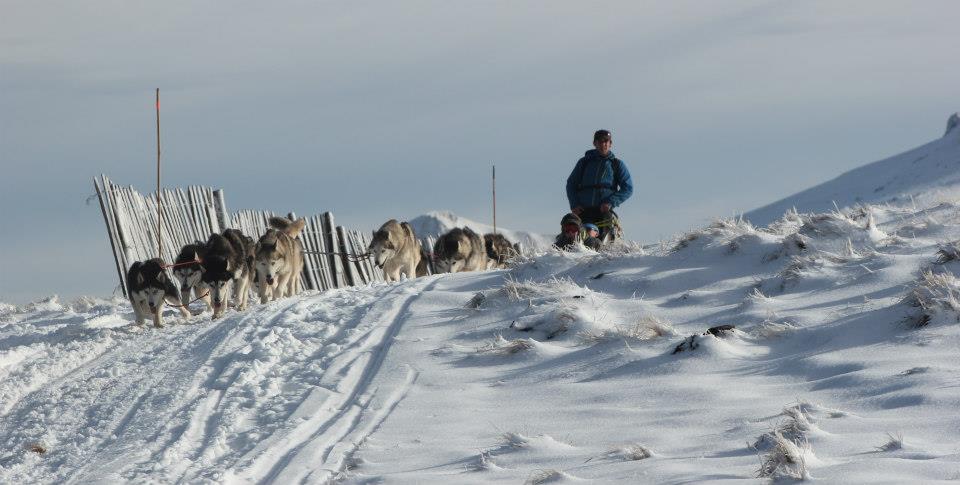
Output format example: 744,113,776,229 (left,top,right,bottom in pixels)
433,227,490,273
201,229,255,318
483,233,519,269
172,241,211,313
368,219,422,282
127,259,189,328
255,216,306,303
